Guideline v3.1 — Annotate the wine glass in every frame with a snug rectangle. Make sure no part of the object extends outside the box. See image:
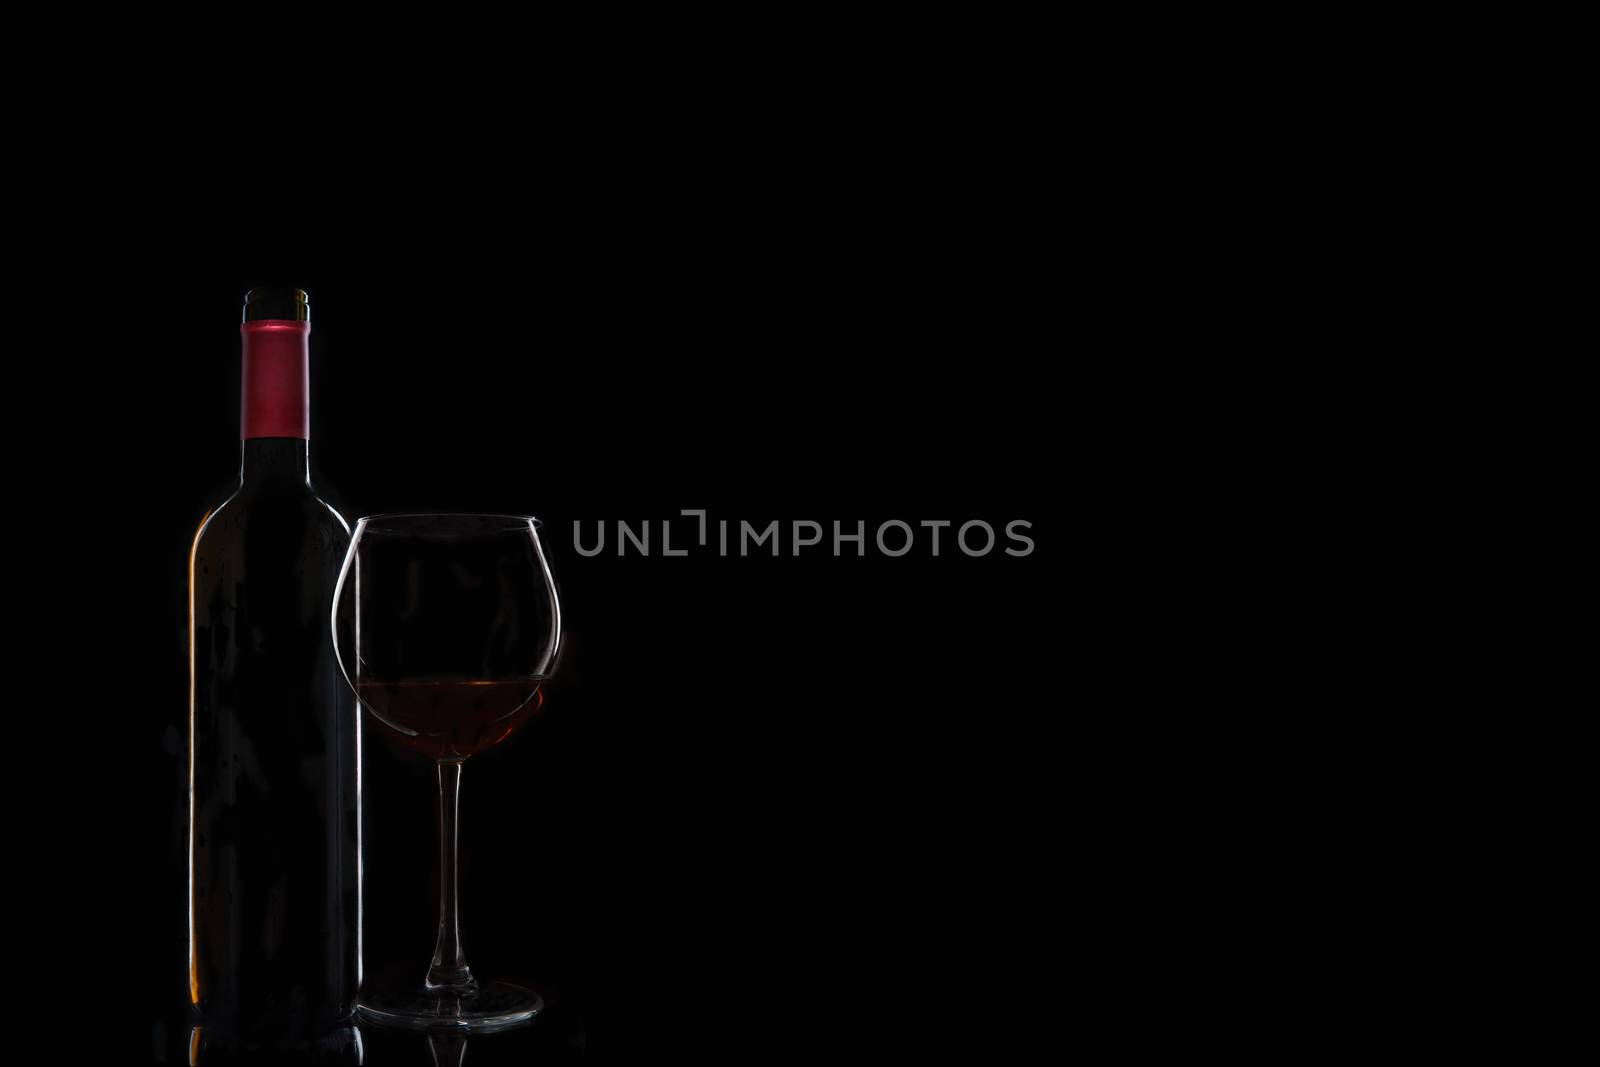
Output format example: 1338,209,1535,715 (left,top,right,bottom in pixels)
332,513,562,1033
